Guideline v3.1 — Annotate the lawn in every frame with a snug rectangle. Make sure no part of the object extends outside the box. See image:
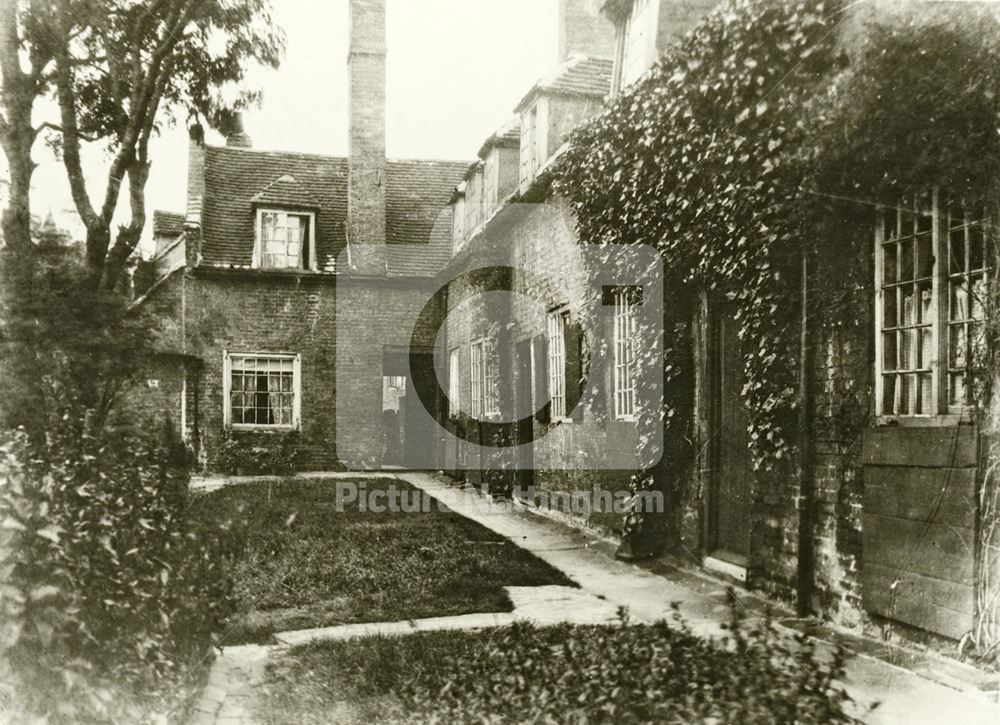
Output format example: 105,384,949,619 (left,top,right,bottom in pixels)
190,477,574,644
252,617,856,724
